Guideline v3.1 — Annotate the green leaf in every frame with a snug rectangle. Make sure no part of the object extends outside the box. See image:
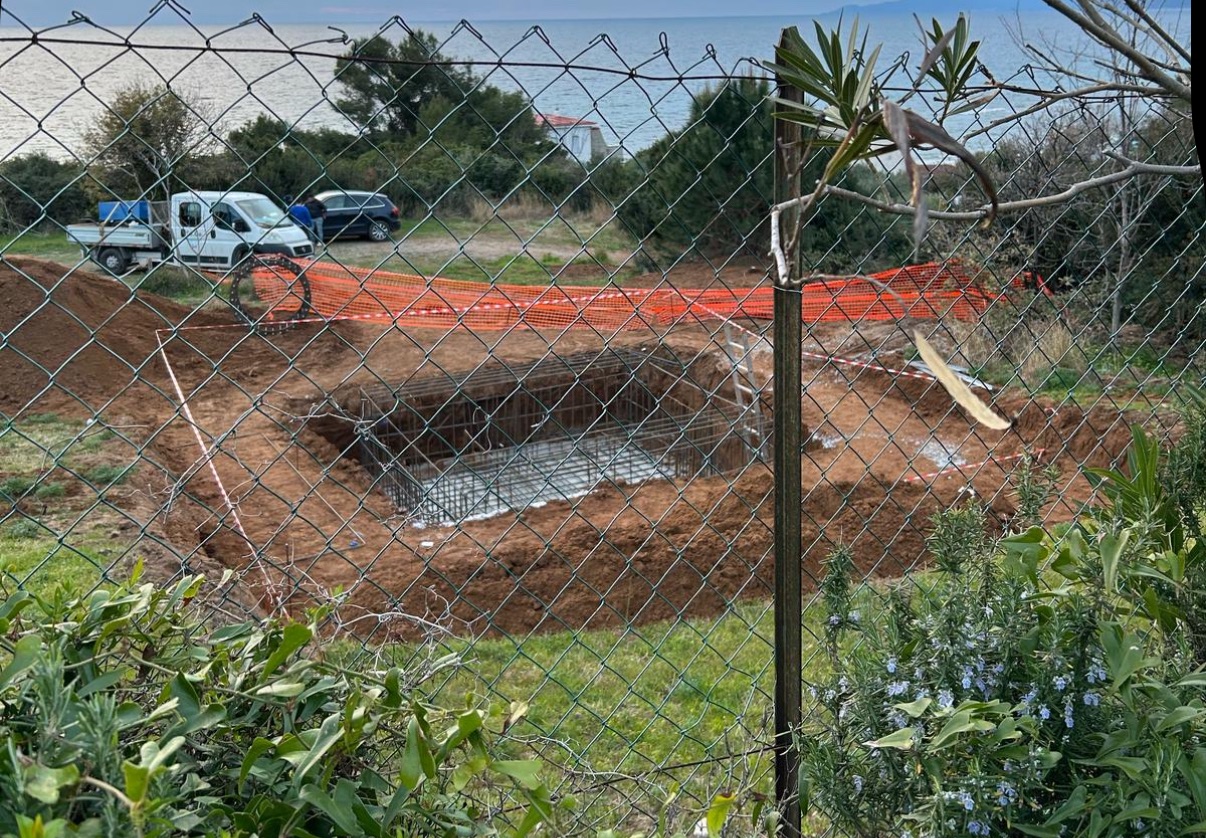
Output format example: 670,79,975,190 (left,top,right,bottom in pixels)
0,635,41,691
123,763,150,805
706,792,737,836
1048,785,1089,824
23,764,80,805
1158,706,1206,733
894,697,932,718
1099,530,1129,593
0,590,33,623
512,785,554,838
263,623,312,679
494,759,543,790
239,738,277,789
1176,671,1206,689
865,727,916,750
76,669,126,698
1179,749,1206,815
256,681,306,697
298,782,362,835
381,781,411,831
398,721,425,792
930,708,995,750
293,714,344,784
169,672,202,719
383,668,403,708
